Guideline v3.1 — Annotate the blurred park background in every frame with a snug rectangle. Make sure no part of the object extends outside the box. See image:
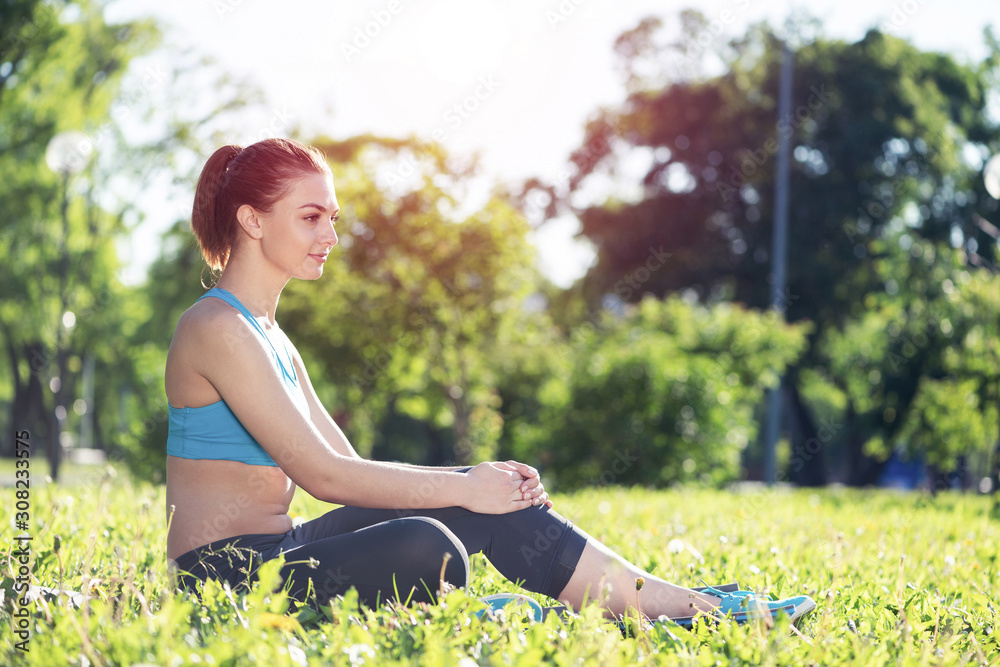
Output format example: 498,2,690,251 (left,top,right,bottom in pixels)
2,0,1000,494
